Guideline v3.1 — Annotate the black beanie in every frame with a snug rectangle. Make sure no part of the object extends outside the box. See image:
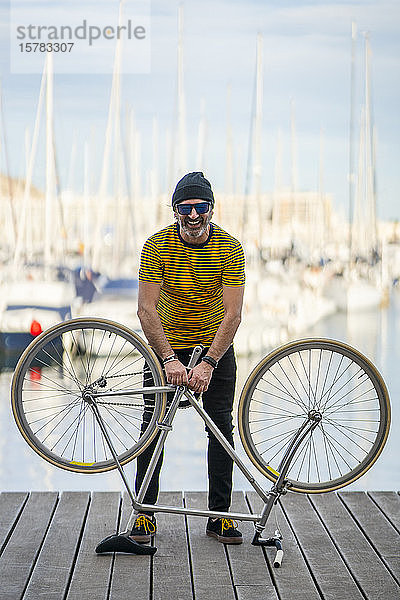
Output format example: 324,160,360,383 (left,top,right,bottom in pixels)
172,172,214,208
